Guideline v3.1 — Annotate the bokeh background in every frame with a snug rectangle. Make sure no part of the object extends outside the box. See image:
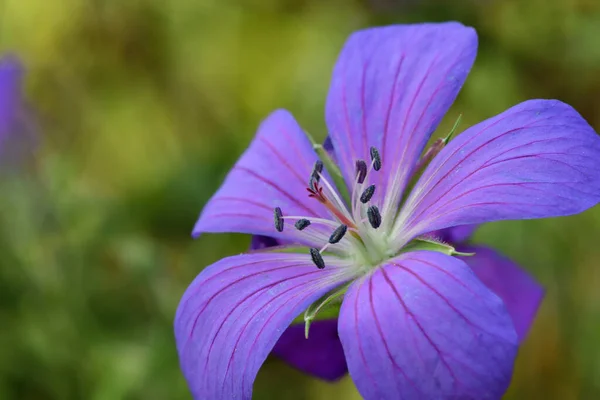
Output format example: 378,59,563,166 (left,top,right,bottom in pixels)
1,0,600,398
